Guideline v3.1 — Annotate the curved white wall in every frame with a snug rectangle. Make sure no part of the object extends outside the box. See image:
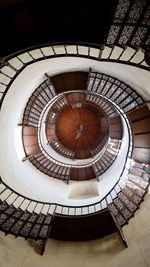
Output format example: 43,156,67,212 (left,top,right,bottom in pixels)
0,56,149,206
